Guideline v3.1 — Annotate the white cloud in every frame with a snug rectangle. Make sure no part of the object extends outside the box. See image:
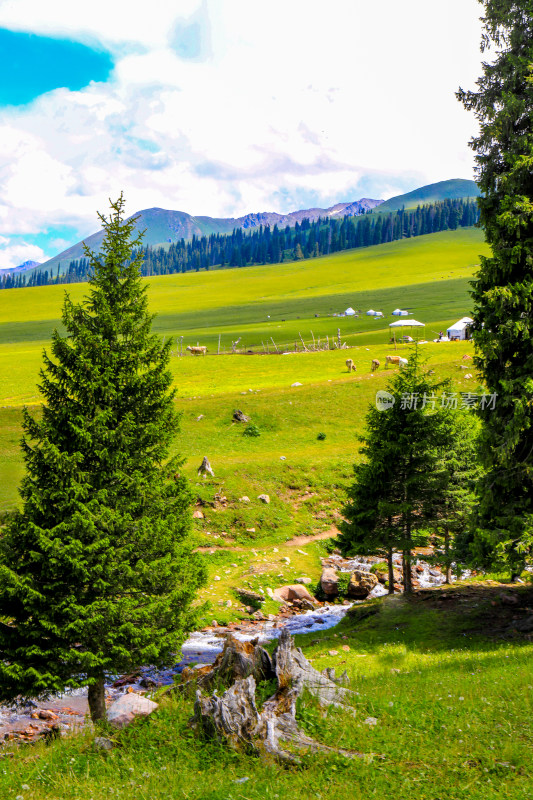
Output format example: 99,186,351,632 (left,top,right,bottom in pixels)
0,0,484,253
0,239,47,270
